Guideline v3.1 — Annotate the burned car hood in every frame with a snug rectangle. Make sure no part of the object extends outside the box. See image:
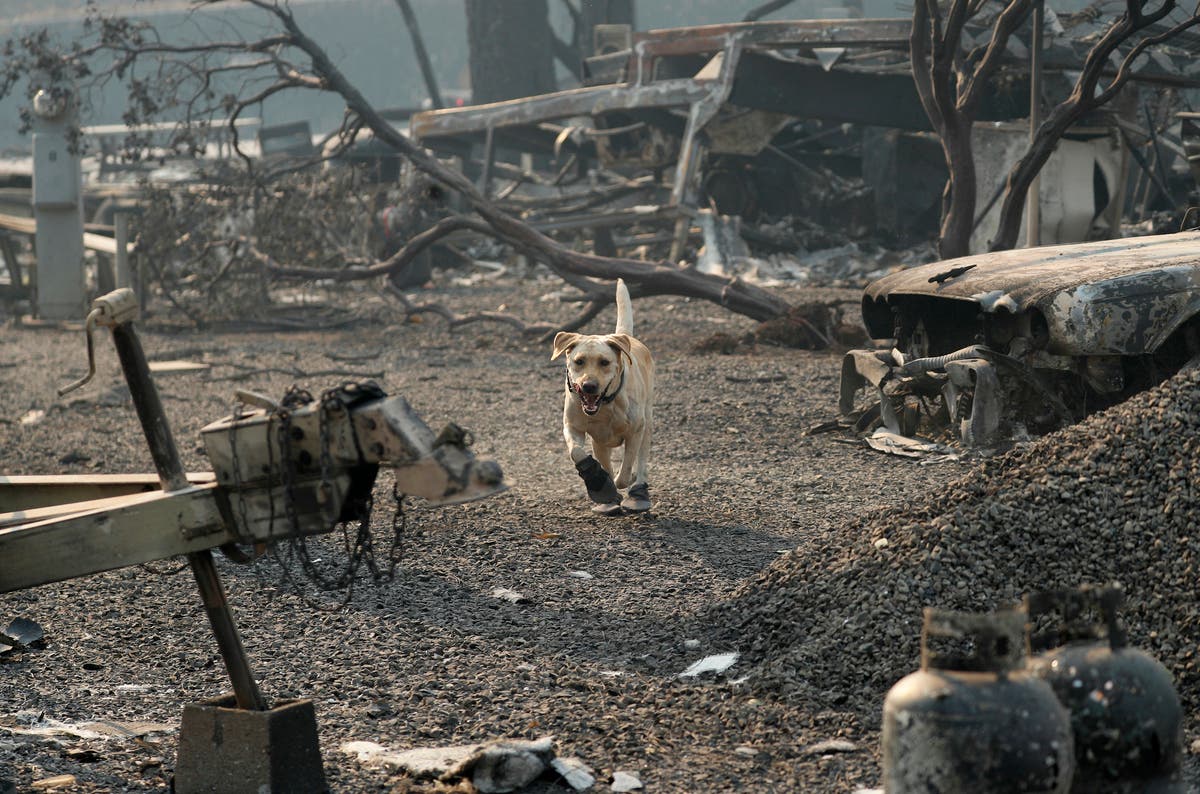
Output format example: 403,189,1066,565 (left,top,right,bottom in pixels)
866,231,1200,308
862,231,1200,356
